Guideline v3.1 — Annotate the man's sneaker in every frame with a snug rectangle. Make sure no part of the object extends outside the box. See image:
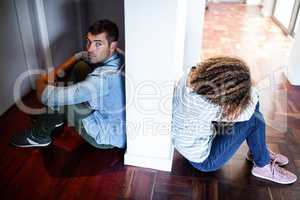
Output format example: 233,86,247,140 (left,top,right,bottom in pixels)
246,149,289,166
10,128,51,148
251,159,297,184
